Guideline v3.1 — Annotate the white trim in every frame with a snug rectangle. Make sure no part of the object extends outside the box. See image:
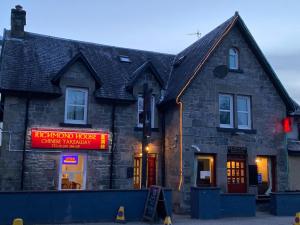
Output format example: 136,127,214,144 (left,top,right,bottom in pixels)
219,94,233,128
58,153,87,191
237,95,251,129
64,87,88,124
